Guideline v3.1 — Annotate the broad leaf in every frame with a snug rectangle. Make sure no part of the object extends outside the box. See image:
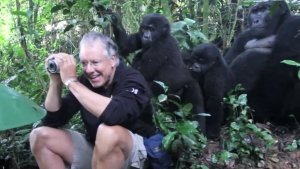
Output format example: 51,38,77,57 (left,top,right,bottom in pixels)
163,131,177,149
11,11,27,17
281,60,300,67
158,94,167,103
